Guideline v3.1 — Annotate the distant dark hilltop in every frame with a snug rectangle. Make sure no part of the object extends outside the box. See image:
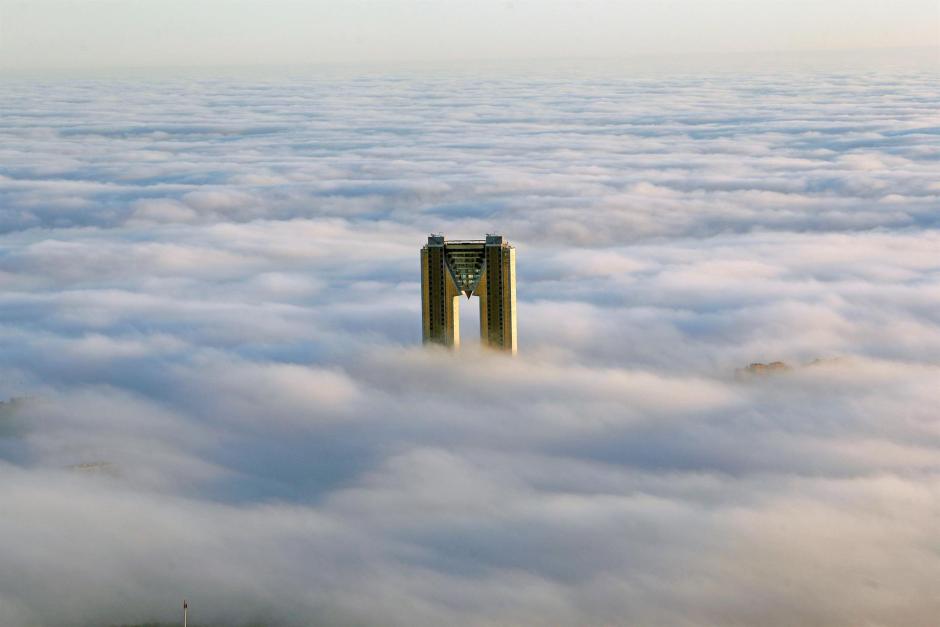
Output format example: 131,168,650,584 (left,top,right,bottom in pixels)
738,361,791,376
735,358,848,379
